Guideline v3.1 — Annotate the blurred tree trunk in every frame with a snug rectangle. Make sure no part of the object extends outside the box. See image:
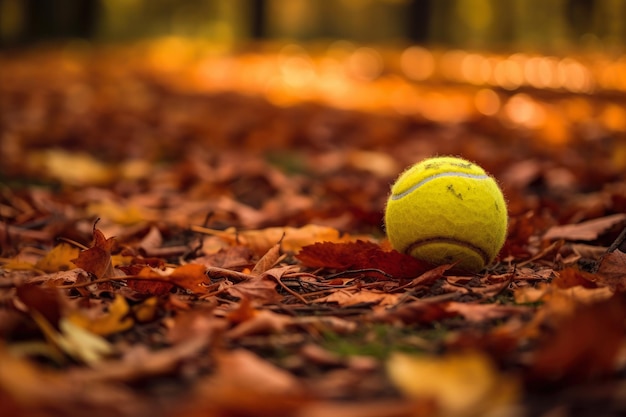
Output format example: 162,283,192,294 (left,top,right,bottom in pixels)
249,0,266,39
406,0,432,43
23,0,99,42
